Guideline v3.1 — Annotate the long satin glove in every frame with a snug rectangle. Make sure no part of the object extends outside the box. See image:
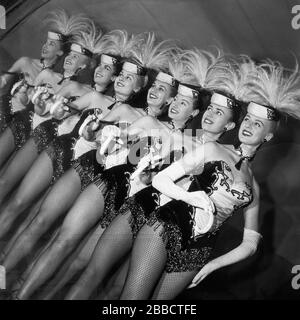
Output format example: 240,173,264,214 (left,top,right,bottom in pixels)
130,138,163,180
78,108,104,138
188,228,262,288
152,161,214,214
49,95,72,120
98,124,125,156
31,86,53,115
